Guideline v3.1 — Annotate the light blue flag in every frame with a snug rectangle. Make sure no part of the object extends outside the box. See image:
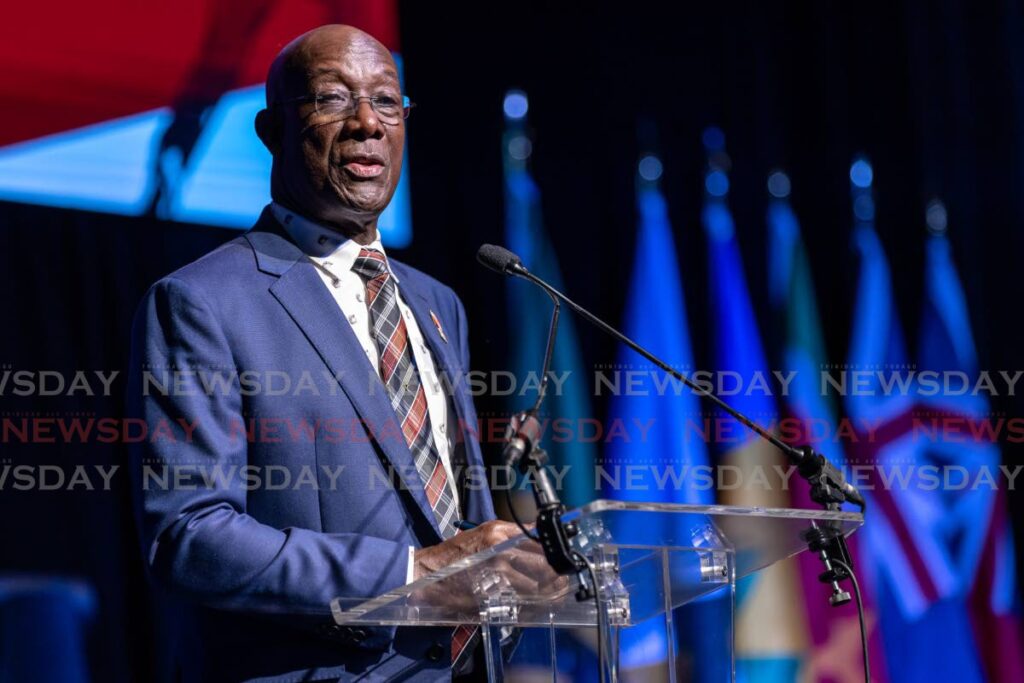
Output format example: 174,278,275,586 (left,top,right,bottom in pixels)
766,193,848,468
502,100,597,509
